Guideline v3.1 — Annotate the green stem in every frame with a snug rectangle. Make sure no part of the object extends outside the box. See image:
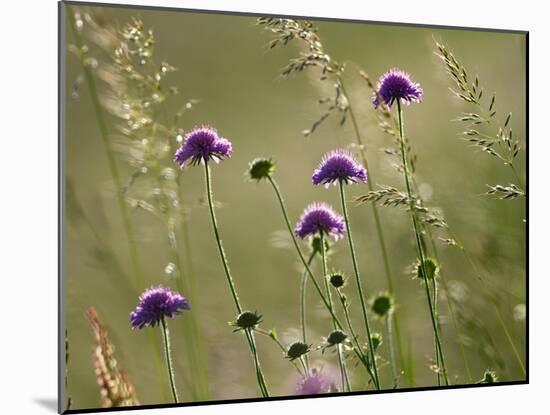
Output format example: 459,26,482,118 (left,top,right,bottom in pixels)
338,183,380,389
432,278,441,386
67,6,167,400
406,336,416,387
166,136,209,400
336,288,369,379
160,317,179,403
396,100,449,385
421,215,473,383
265,175,376,386
203,162,269,397
385,314,399,387
339,76,405,379
447,228,526,376
254,328,304,376
300,251,316,374
320,232,350,392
